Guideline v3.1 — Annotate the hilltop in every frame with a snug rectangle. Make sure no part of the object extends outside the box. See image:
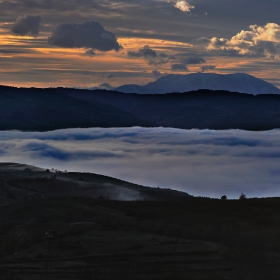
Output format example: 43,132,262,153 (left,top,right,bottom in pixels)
0,162,190,204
